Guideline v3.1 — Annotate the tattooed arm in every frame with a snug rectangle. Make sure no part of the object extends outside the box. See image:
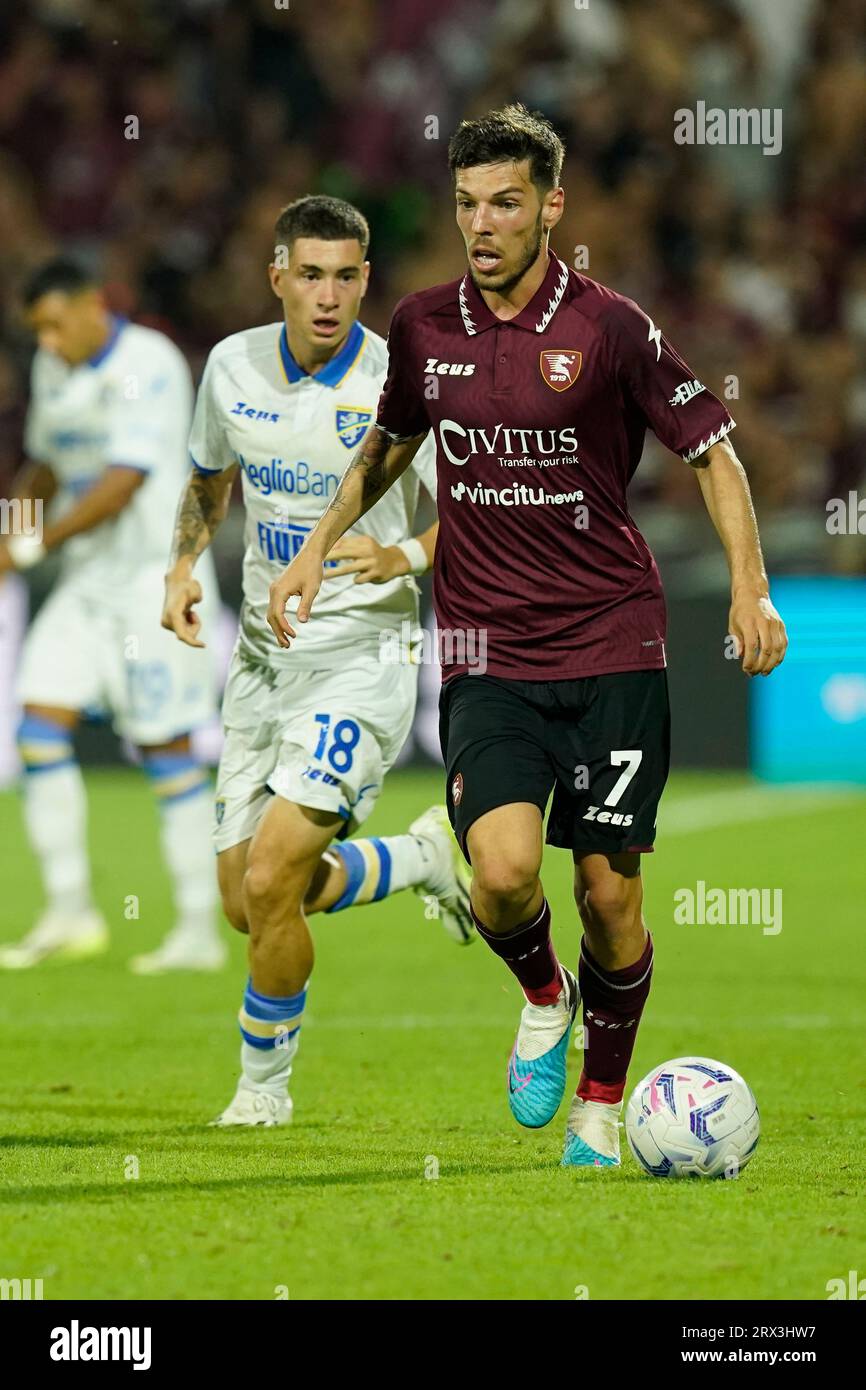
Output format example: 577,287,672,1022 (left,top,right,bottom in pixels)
267,427,426,649
161,463,237,647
